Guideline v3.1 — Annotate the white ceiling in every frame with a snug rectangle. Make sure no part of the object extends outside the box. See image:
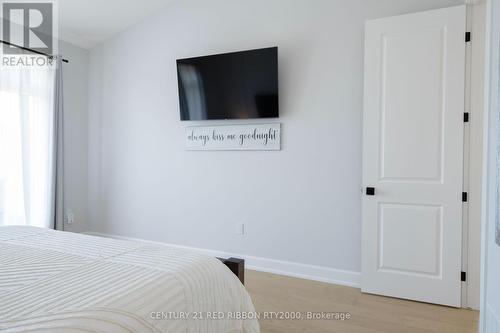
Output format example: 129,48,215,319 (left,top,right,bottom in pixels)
59,0,175,49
